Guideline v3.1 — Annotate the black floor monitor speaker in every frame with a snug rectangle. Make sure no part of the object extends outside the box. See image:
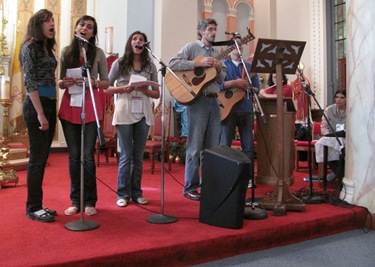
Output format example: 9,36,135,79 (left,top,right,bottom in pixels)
199,146,251,229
